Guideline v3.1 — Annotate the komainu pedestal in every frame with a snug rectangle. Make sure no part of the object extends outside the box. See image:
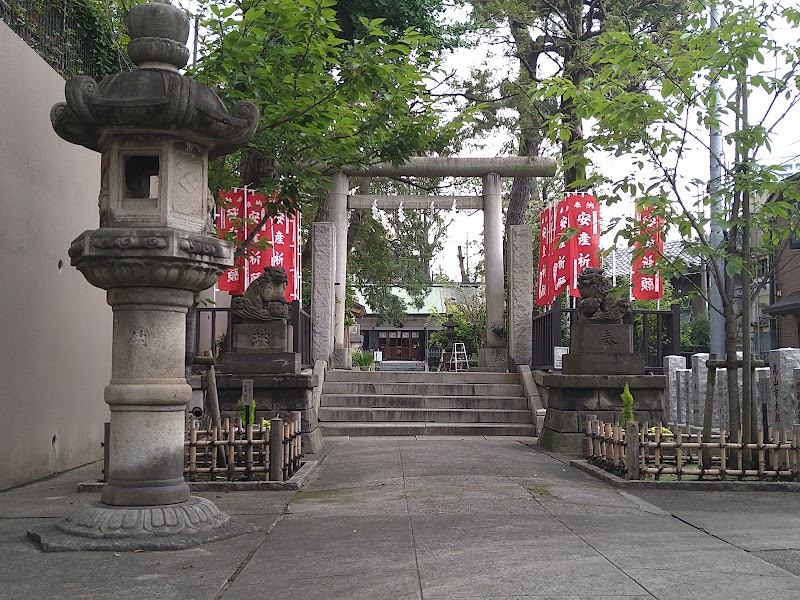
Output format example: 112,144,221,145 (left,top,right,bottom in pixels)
538,268,665,453
210,266,323,452
222,266,300,374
